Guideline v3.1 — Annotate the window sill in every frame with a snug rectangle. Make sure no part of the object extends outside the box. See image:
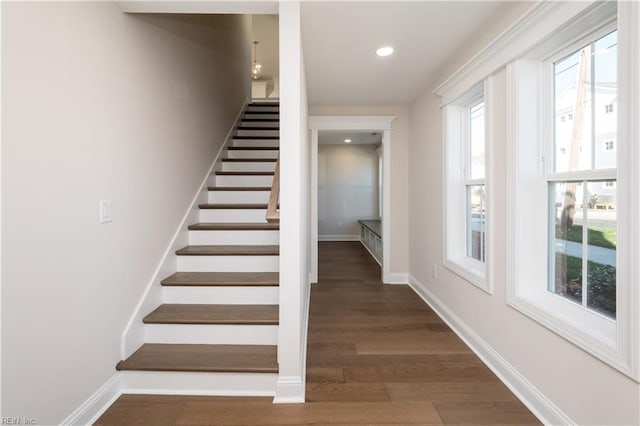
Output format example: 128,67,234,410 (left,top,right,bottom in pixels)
444,257,491,294
507,287,636,380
